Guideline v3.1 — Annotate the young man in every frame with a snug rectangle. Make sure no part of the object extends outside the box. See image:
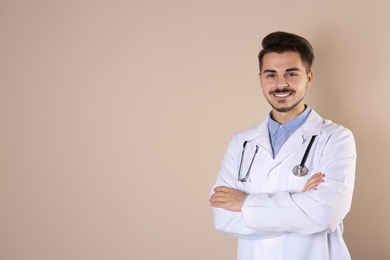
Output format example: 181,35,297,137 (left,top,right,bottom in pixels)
209,31,356,260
